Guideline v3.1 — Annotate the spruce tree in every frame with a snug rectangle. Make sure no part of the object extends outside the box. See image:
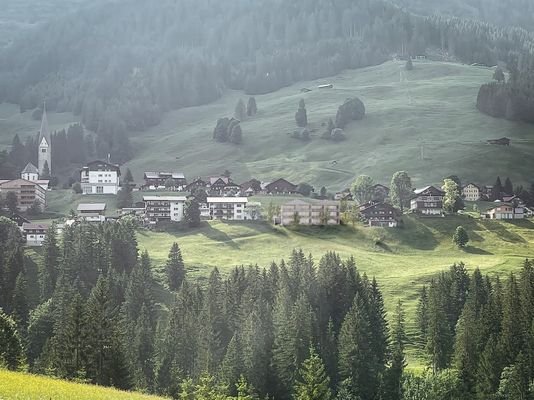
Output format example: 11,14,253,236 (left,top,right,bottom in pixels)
295,99,308,127
504,177,514,195
426,281,452,373
494,177,503,200
416,286,429,344
453,226,469,248
11,271,29,333
165,242,186,291
184,198,201,228
384,300,407,400
0,308,24,370
235,99,247,121
247,97,257,116
293,347,333,400
40,223,60,301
